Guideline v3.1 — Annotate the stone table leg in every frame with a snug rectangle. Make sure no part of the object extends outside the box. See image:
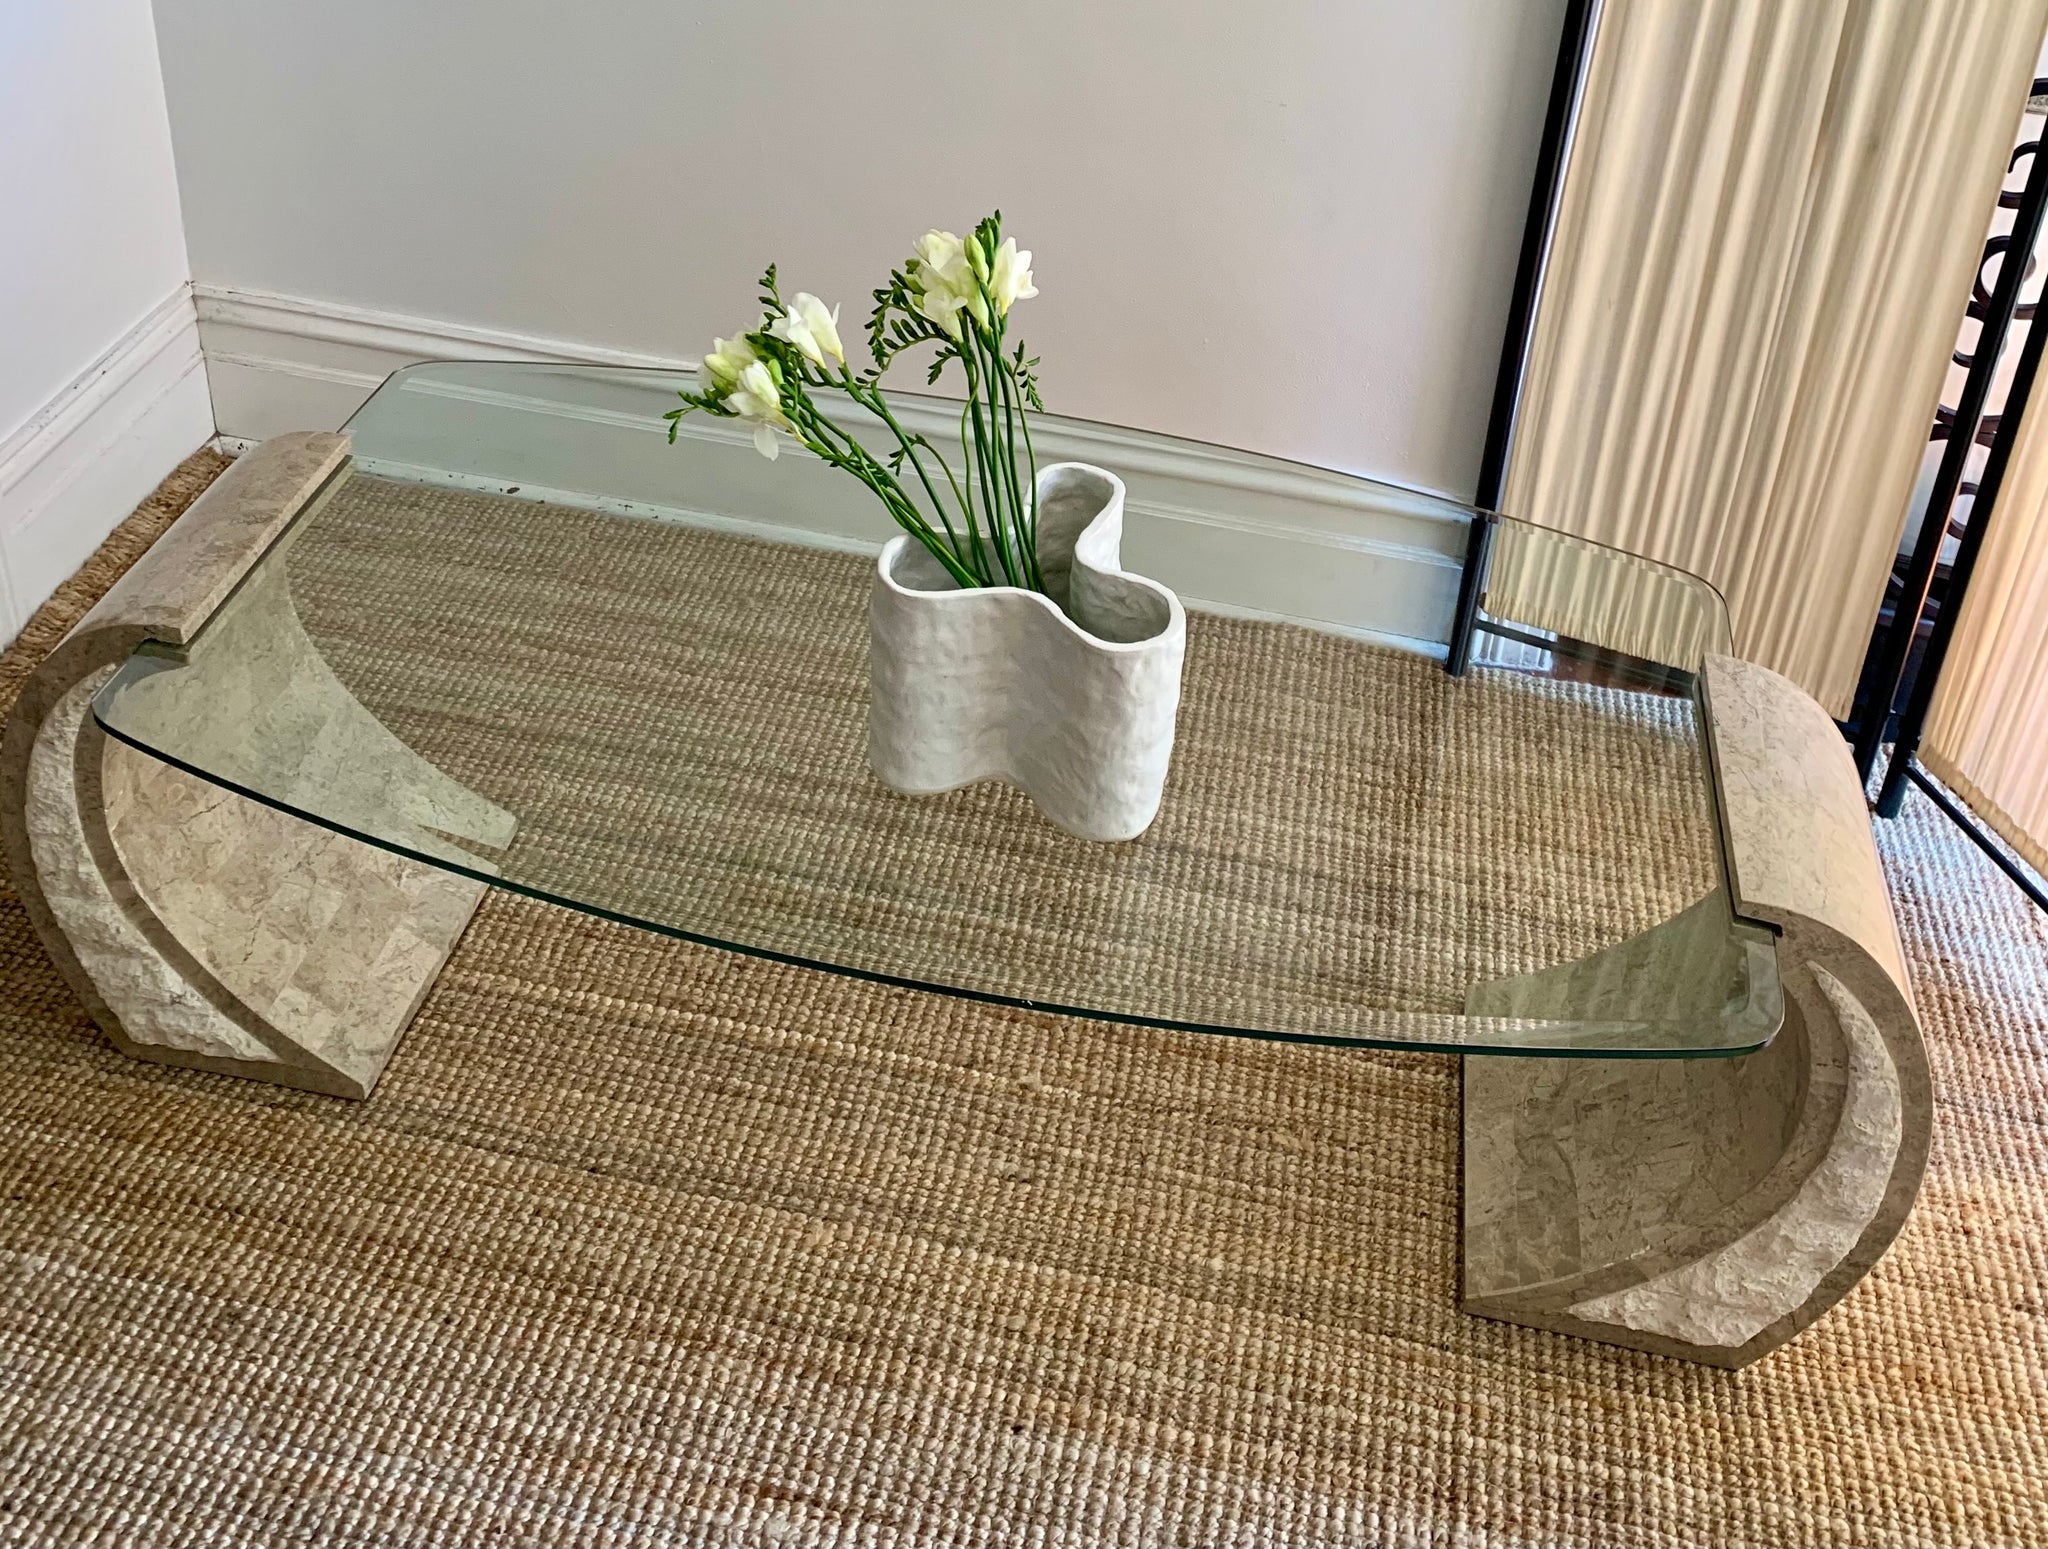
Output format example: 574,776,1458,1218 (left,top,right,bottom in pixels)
1,433,503,1098
1461,654,1930,1367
